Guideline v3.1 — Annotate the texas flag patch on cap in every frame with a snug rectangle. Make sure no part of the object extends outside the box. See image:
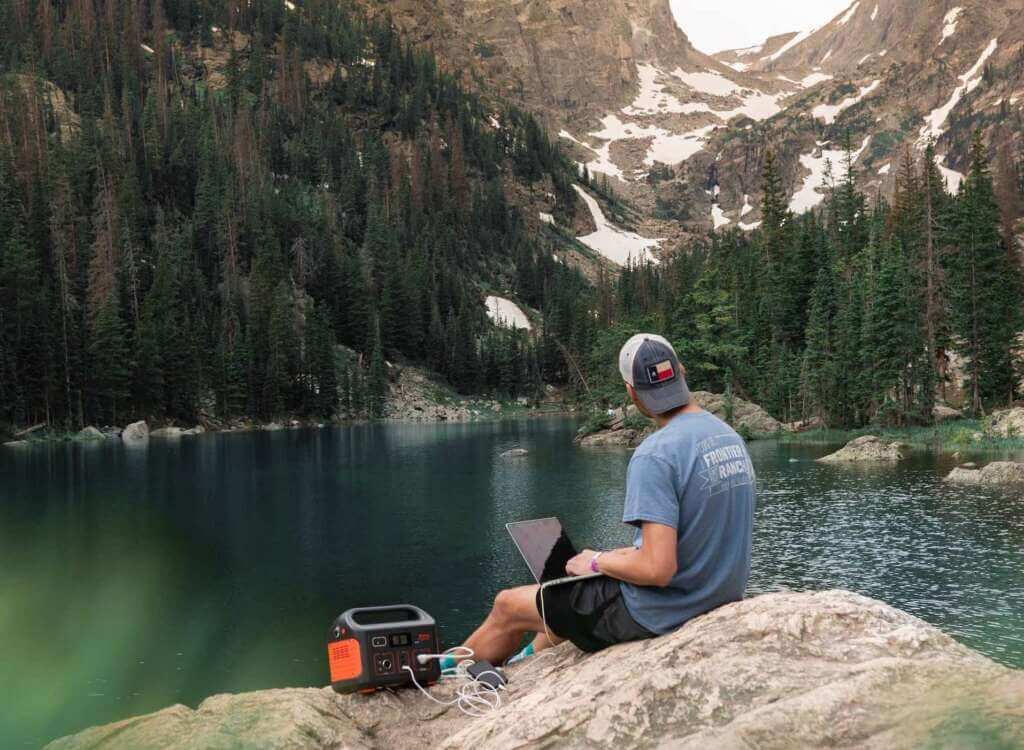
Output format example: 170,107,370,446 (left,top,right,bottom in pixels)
646,359,676,385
